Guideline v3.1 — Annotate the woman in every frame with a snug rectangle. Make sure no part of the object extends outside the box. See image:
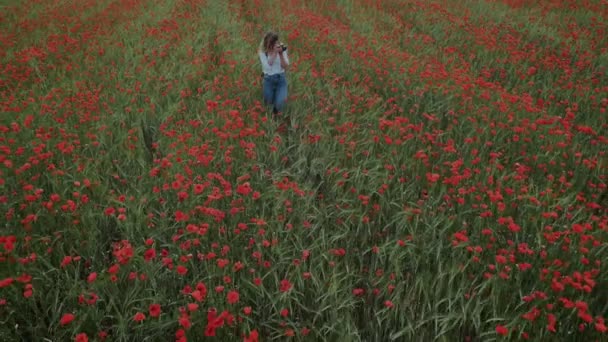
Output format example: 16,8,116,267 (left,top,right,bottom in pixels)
258,32,289,115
